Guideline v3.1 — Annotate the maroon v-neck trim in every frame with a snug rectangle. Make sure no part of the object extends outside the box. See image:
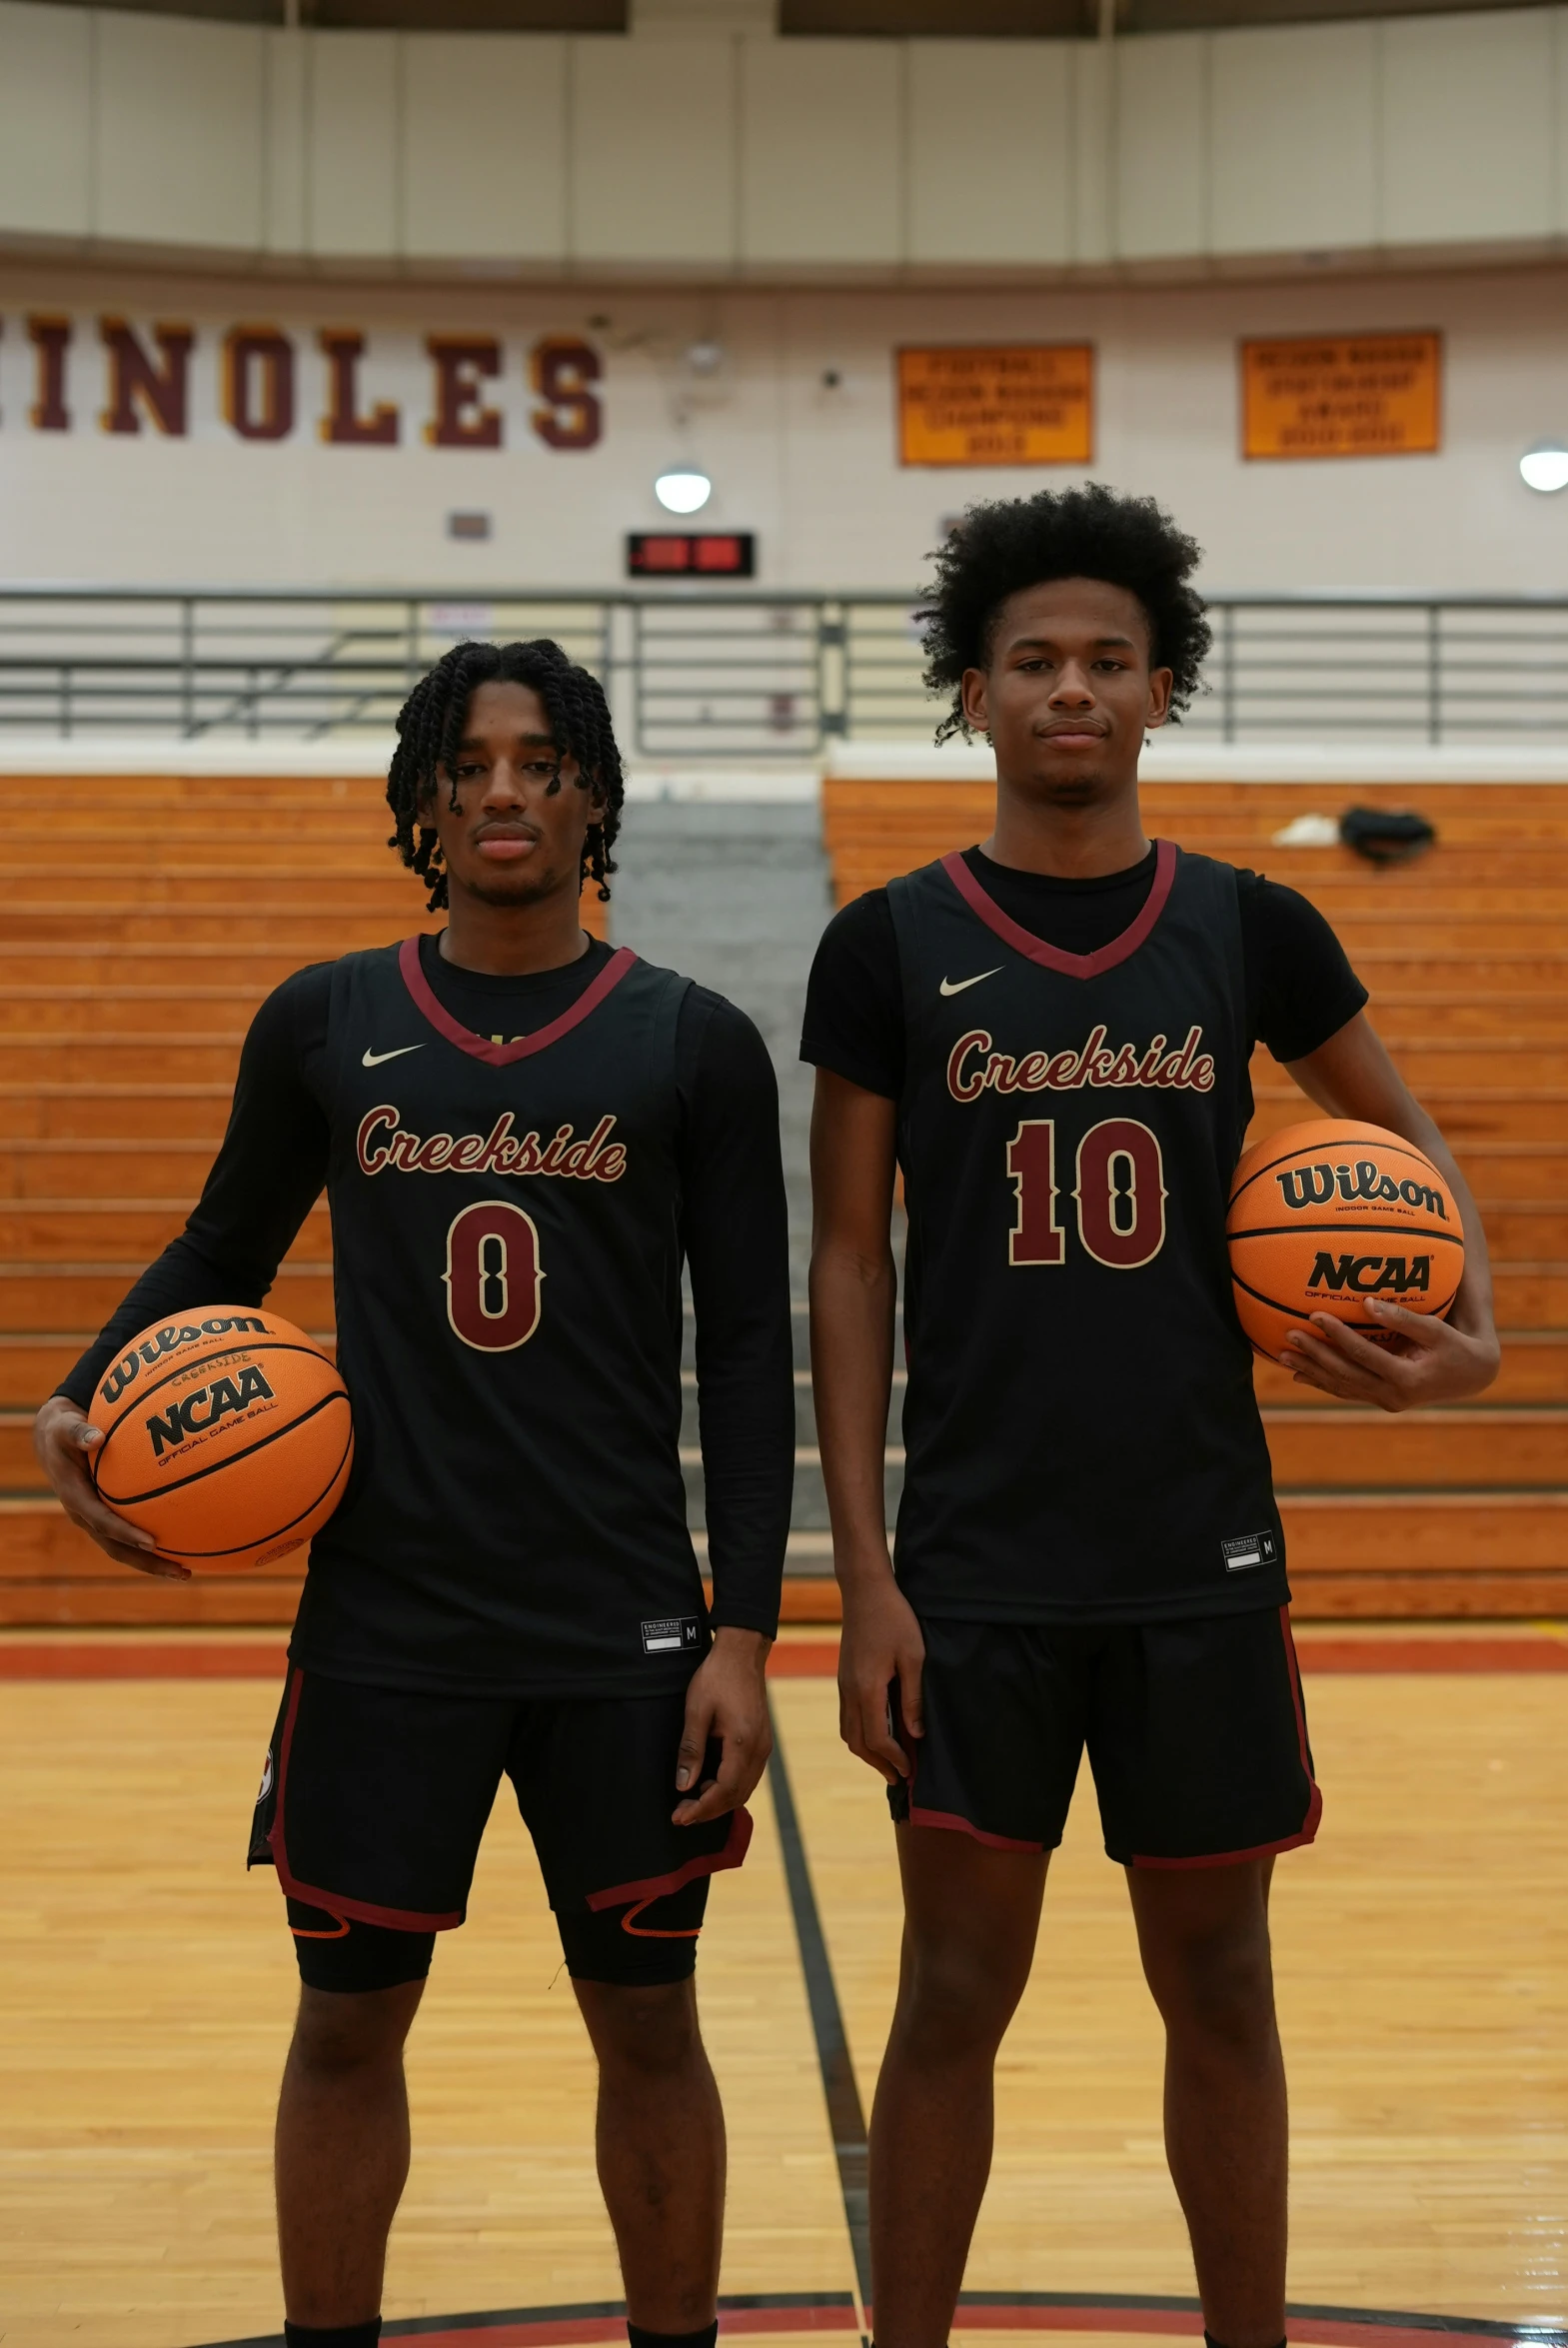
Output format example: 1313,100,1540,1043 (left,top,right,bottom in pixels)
397,936,638,1067
940,840,1177,980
